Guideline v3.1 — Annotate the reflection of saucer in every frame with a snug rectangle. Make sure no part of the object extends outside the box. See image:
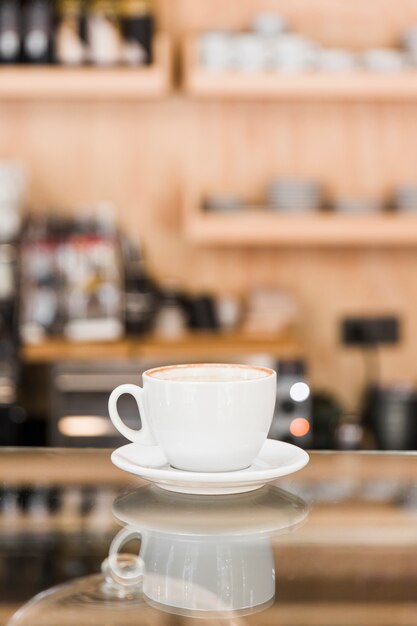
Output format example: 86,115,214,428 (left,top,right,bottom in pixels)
112,483,308,537
111,439,309,495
